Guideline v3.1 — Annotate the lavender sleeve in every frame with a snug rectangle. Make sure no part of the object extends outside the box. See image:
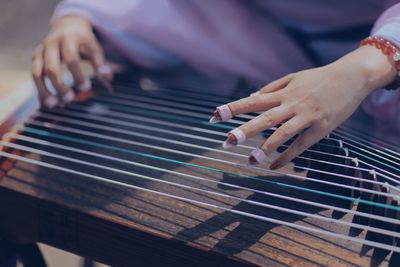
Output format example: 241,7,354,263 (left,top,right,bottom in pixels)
52,0,399,131
363,3,400,132
372,3,400,46
52,0,181,68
